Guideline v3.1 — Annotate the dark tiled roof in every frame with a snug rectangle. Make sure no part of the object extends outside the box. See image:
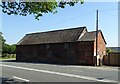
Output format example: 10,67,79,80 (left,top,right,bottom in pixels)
78,31,96,41
17,26,87,45
79,30,106,44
